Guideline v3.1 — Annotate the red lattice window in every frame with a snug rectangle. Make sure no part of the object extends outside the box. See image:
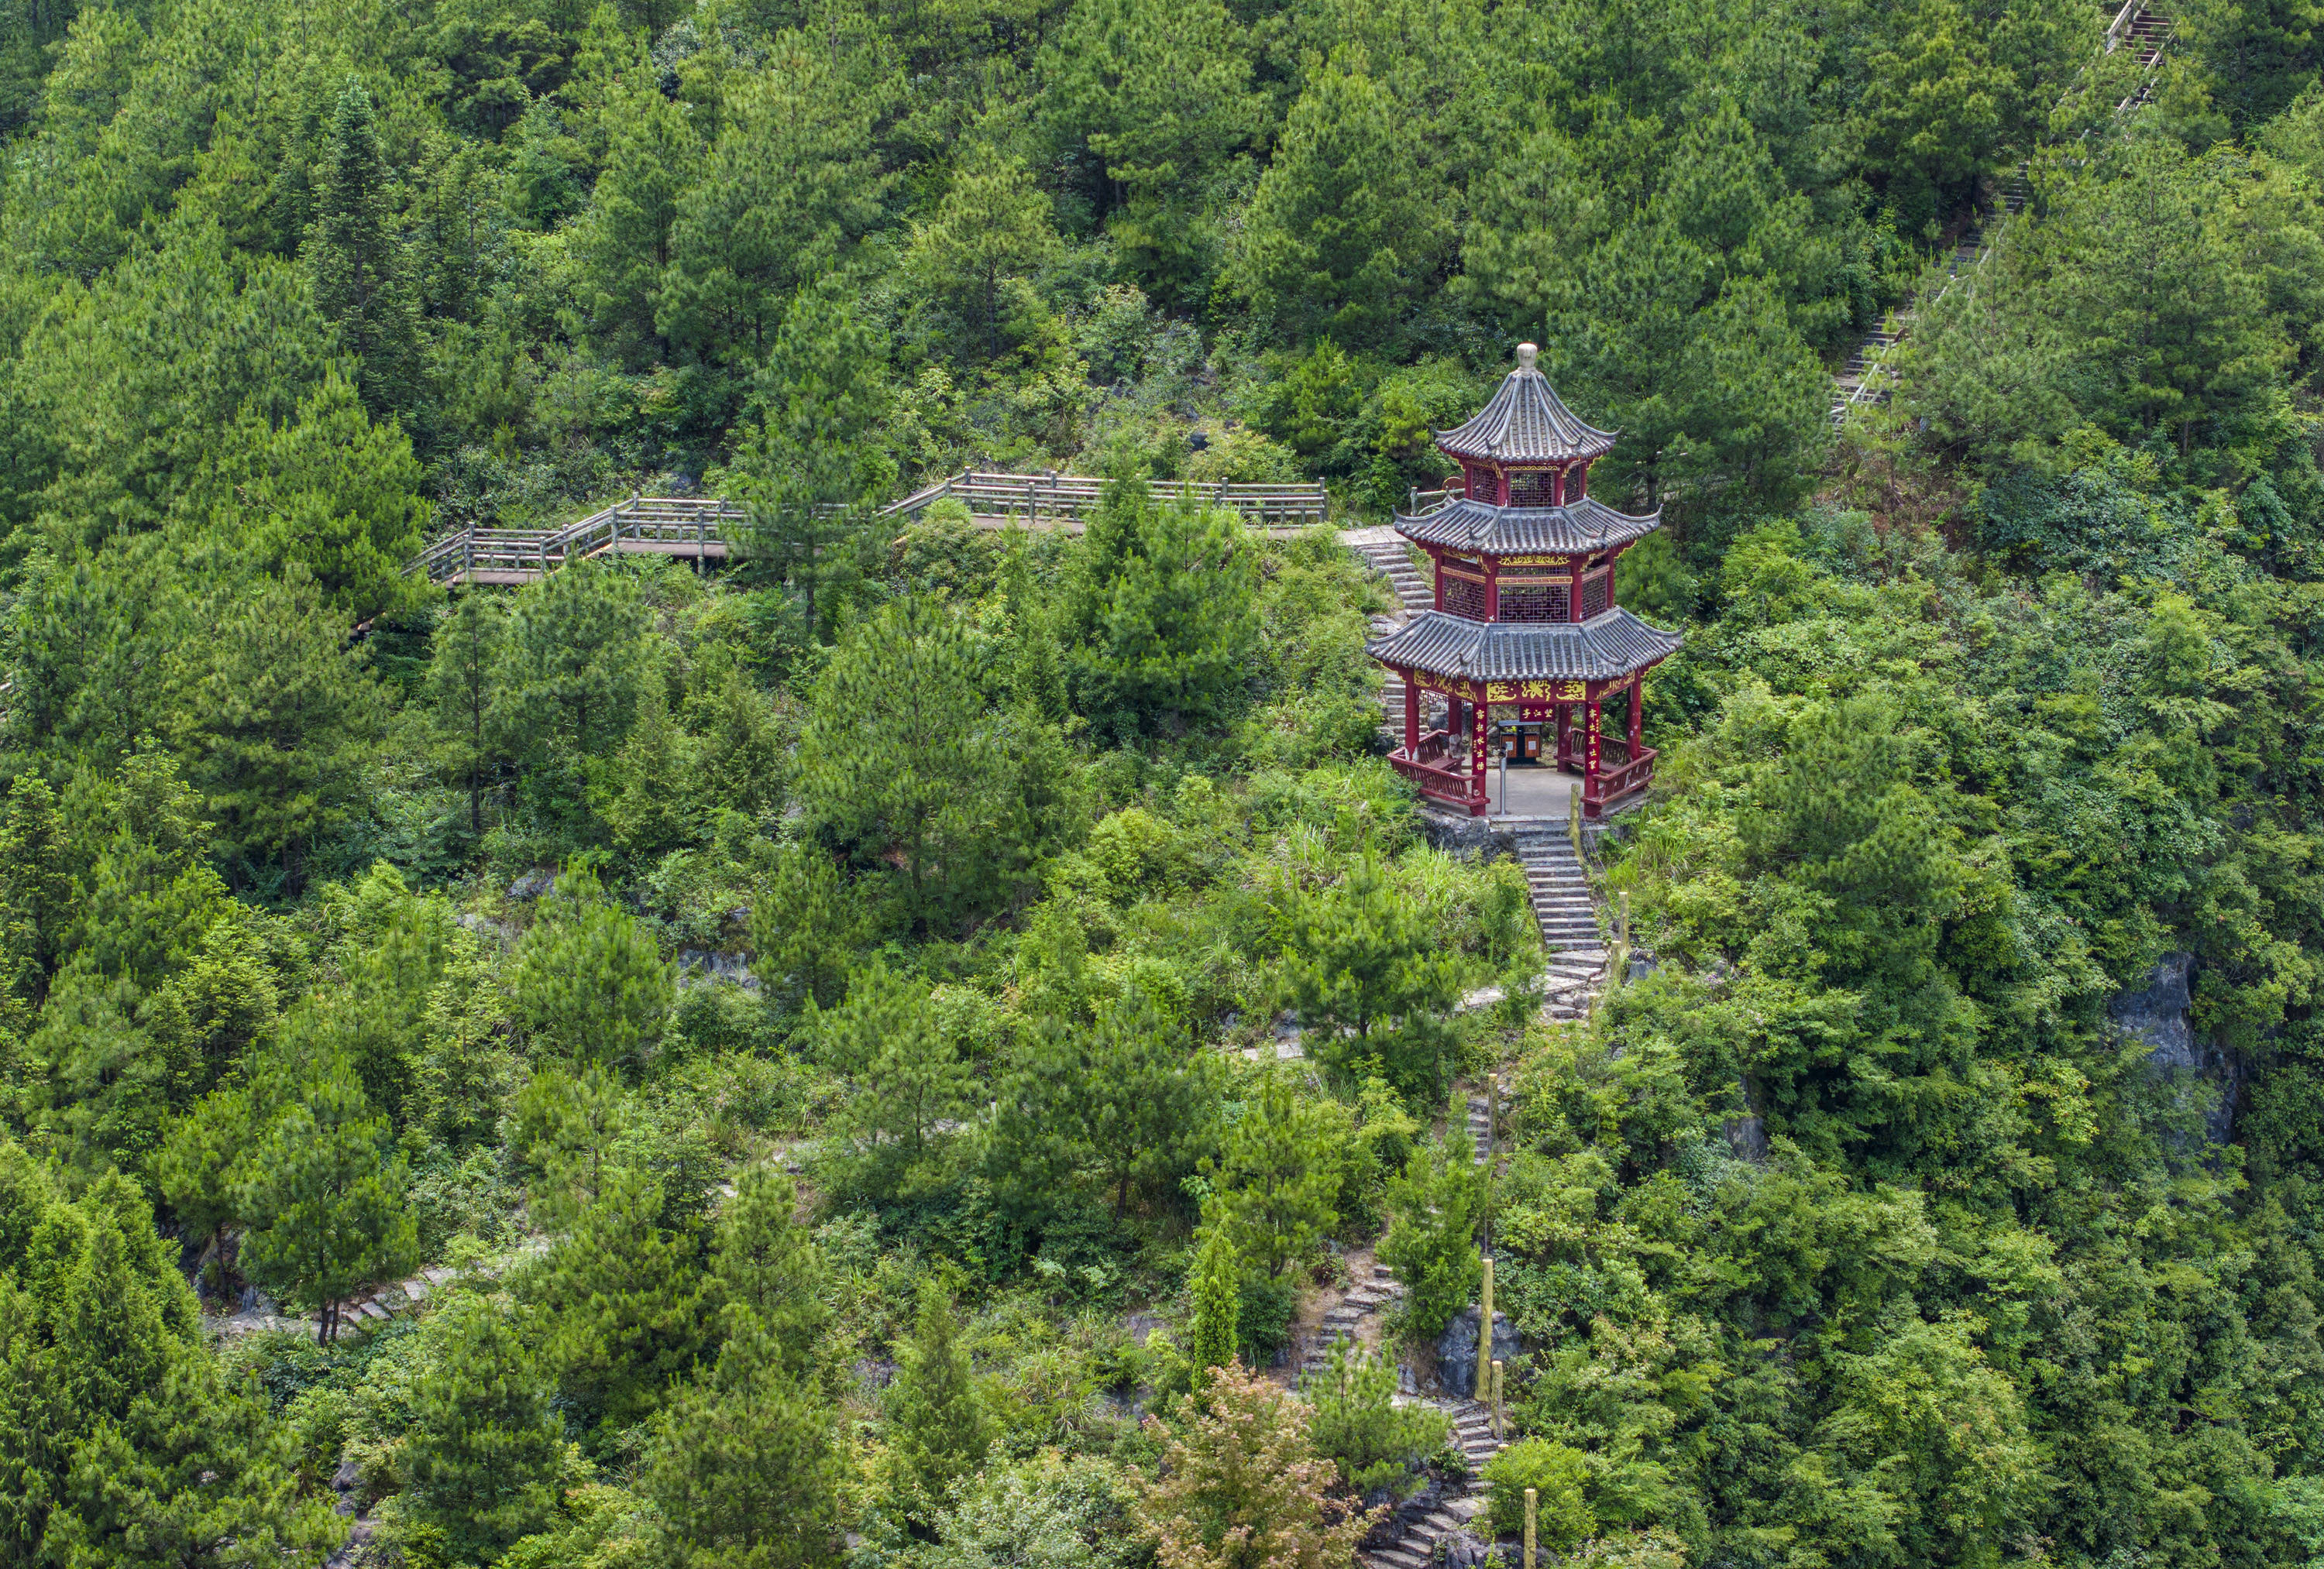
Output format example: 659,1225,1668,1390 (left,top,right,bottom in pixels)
1442,574,1487,618
1498,583,1569,622
1581,573,1609,618
1508,469,1555,507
